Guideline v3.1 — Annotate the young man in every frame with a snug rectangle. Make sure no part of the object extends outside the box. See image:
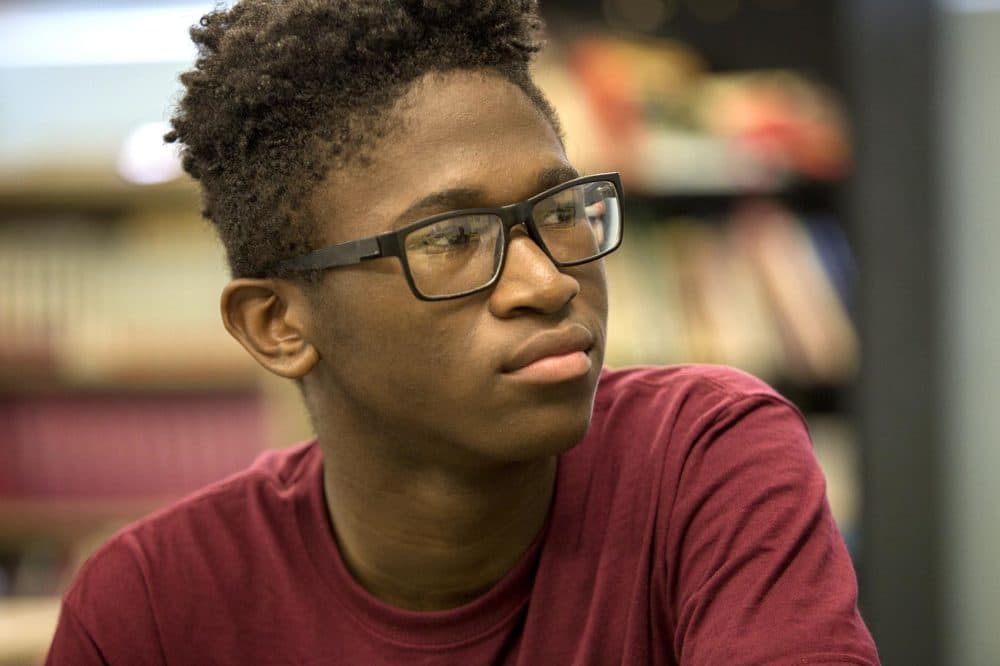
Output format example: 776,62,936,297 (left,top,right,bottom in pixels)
47,1,878,663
